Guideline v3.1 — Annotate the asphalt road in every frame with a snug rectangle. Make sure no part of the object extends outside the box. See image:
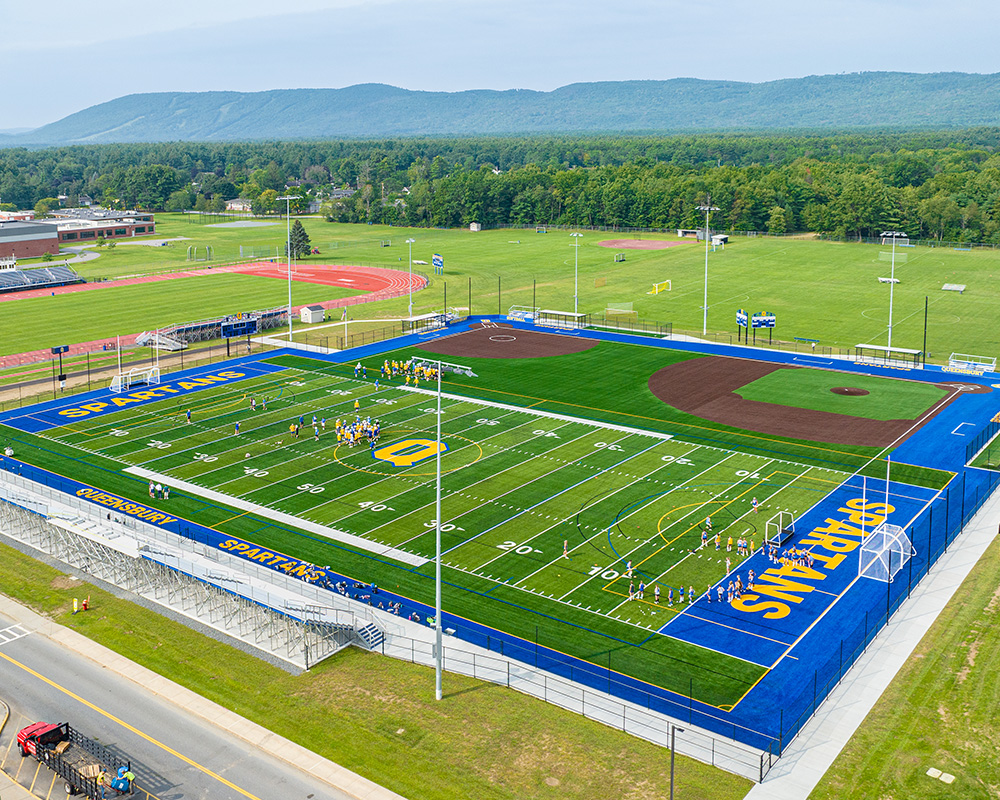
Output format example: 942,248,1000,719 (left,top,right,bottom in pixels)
0,608,352,800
